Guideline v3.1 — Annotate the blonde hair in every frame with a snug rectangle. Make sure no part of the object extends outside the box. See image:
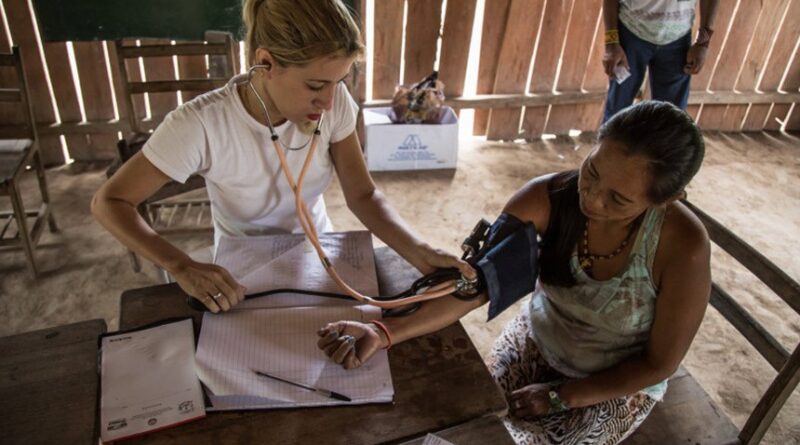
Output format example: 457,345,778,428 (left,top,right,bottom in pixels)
243,0,365,67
